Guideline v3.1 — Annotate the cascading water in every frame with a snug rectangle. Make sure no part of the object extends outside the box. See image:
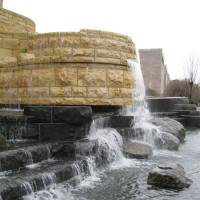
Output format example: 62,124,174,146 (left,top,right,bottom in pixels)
123,57,161,146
